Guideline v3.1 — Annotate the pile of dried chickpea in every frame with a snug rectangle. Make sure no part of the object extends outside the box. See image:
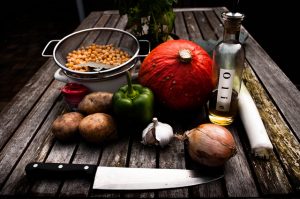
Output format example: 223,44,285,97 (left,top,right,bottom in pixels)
65,43,131,72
